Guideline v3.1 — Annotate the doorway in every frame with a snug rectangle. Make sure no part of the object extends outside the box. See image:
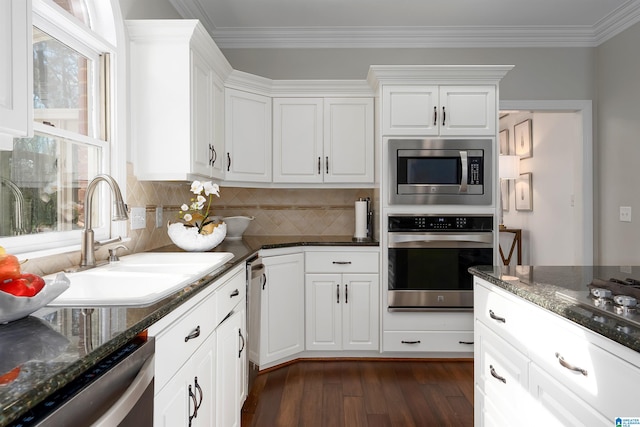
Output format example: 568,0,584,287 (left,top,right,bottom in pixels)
498,100,593,265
